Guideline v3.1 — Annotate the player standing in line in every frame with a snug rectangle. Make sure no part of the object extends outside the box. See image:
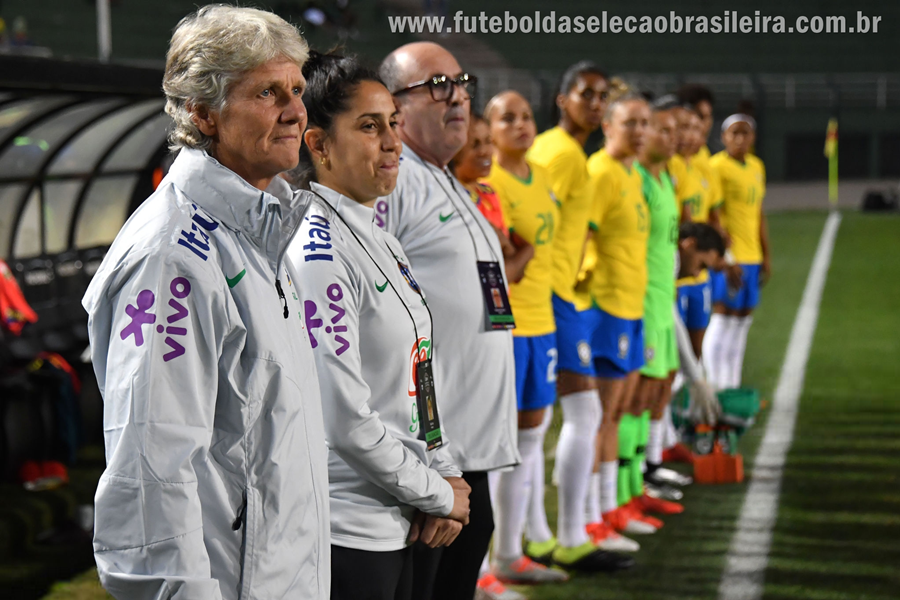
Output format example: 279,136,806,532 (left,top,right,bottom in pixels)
676,85,743,390
630,98,692,511
672,107,724,361
378,42,520,600
585,90,662,537
482,90,569,585
451,115,535,284
707,115,770,390
289,53,470,599
528,61,642,565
